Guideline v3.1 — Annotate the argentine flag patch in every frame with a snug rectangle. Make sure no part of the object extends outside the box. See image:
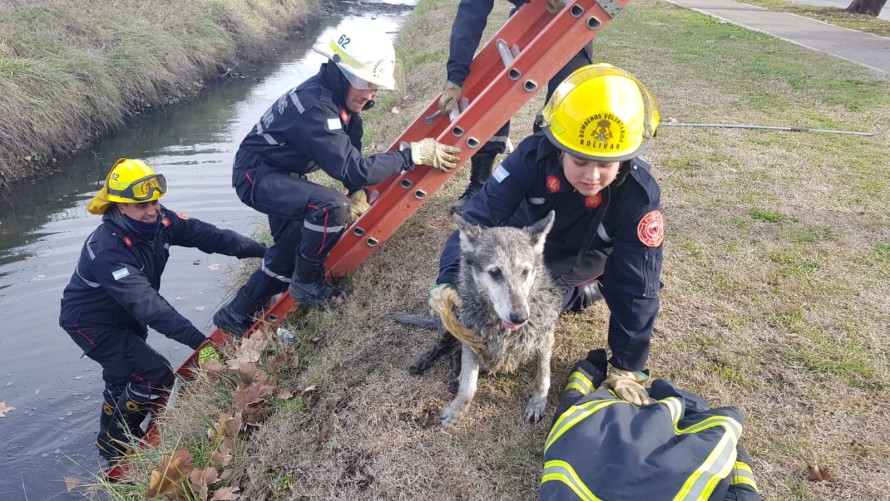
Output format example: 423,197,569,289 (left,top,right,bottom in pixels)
112,267,130,281
492,163,510,183
326,117,342,131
